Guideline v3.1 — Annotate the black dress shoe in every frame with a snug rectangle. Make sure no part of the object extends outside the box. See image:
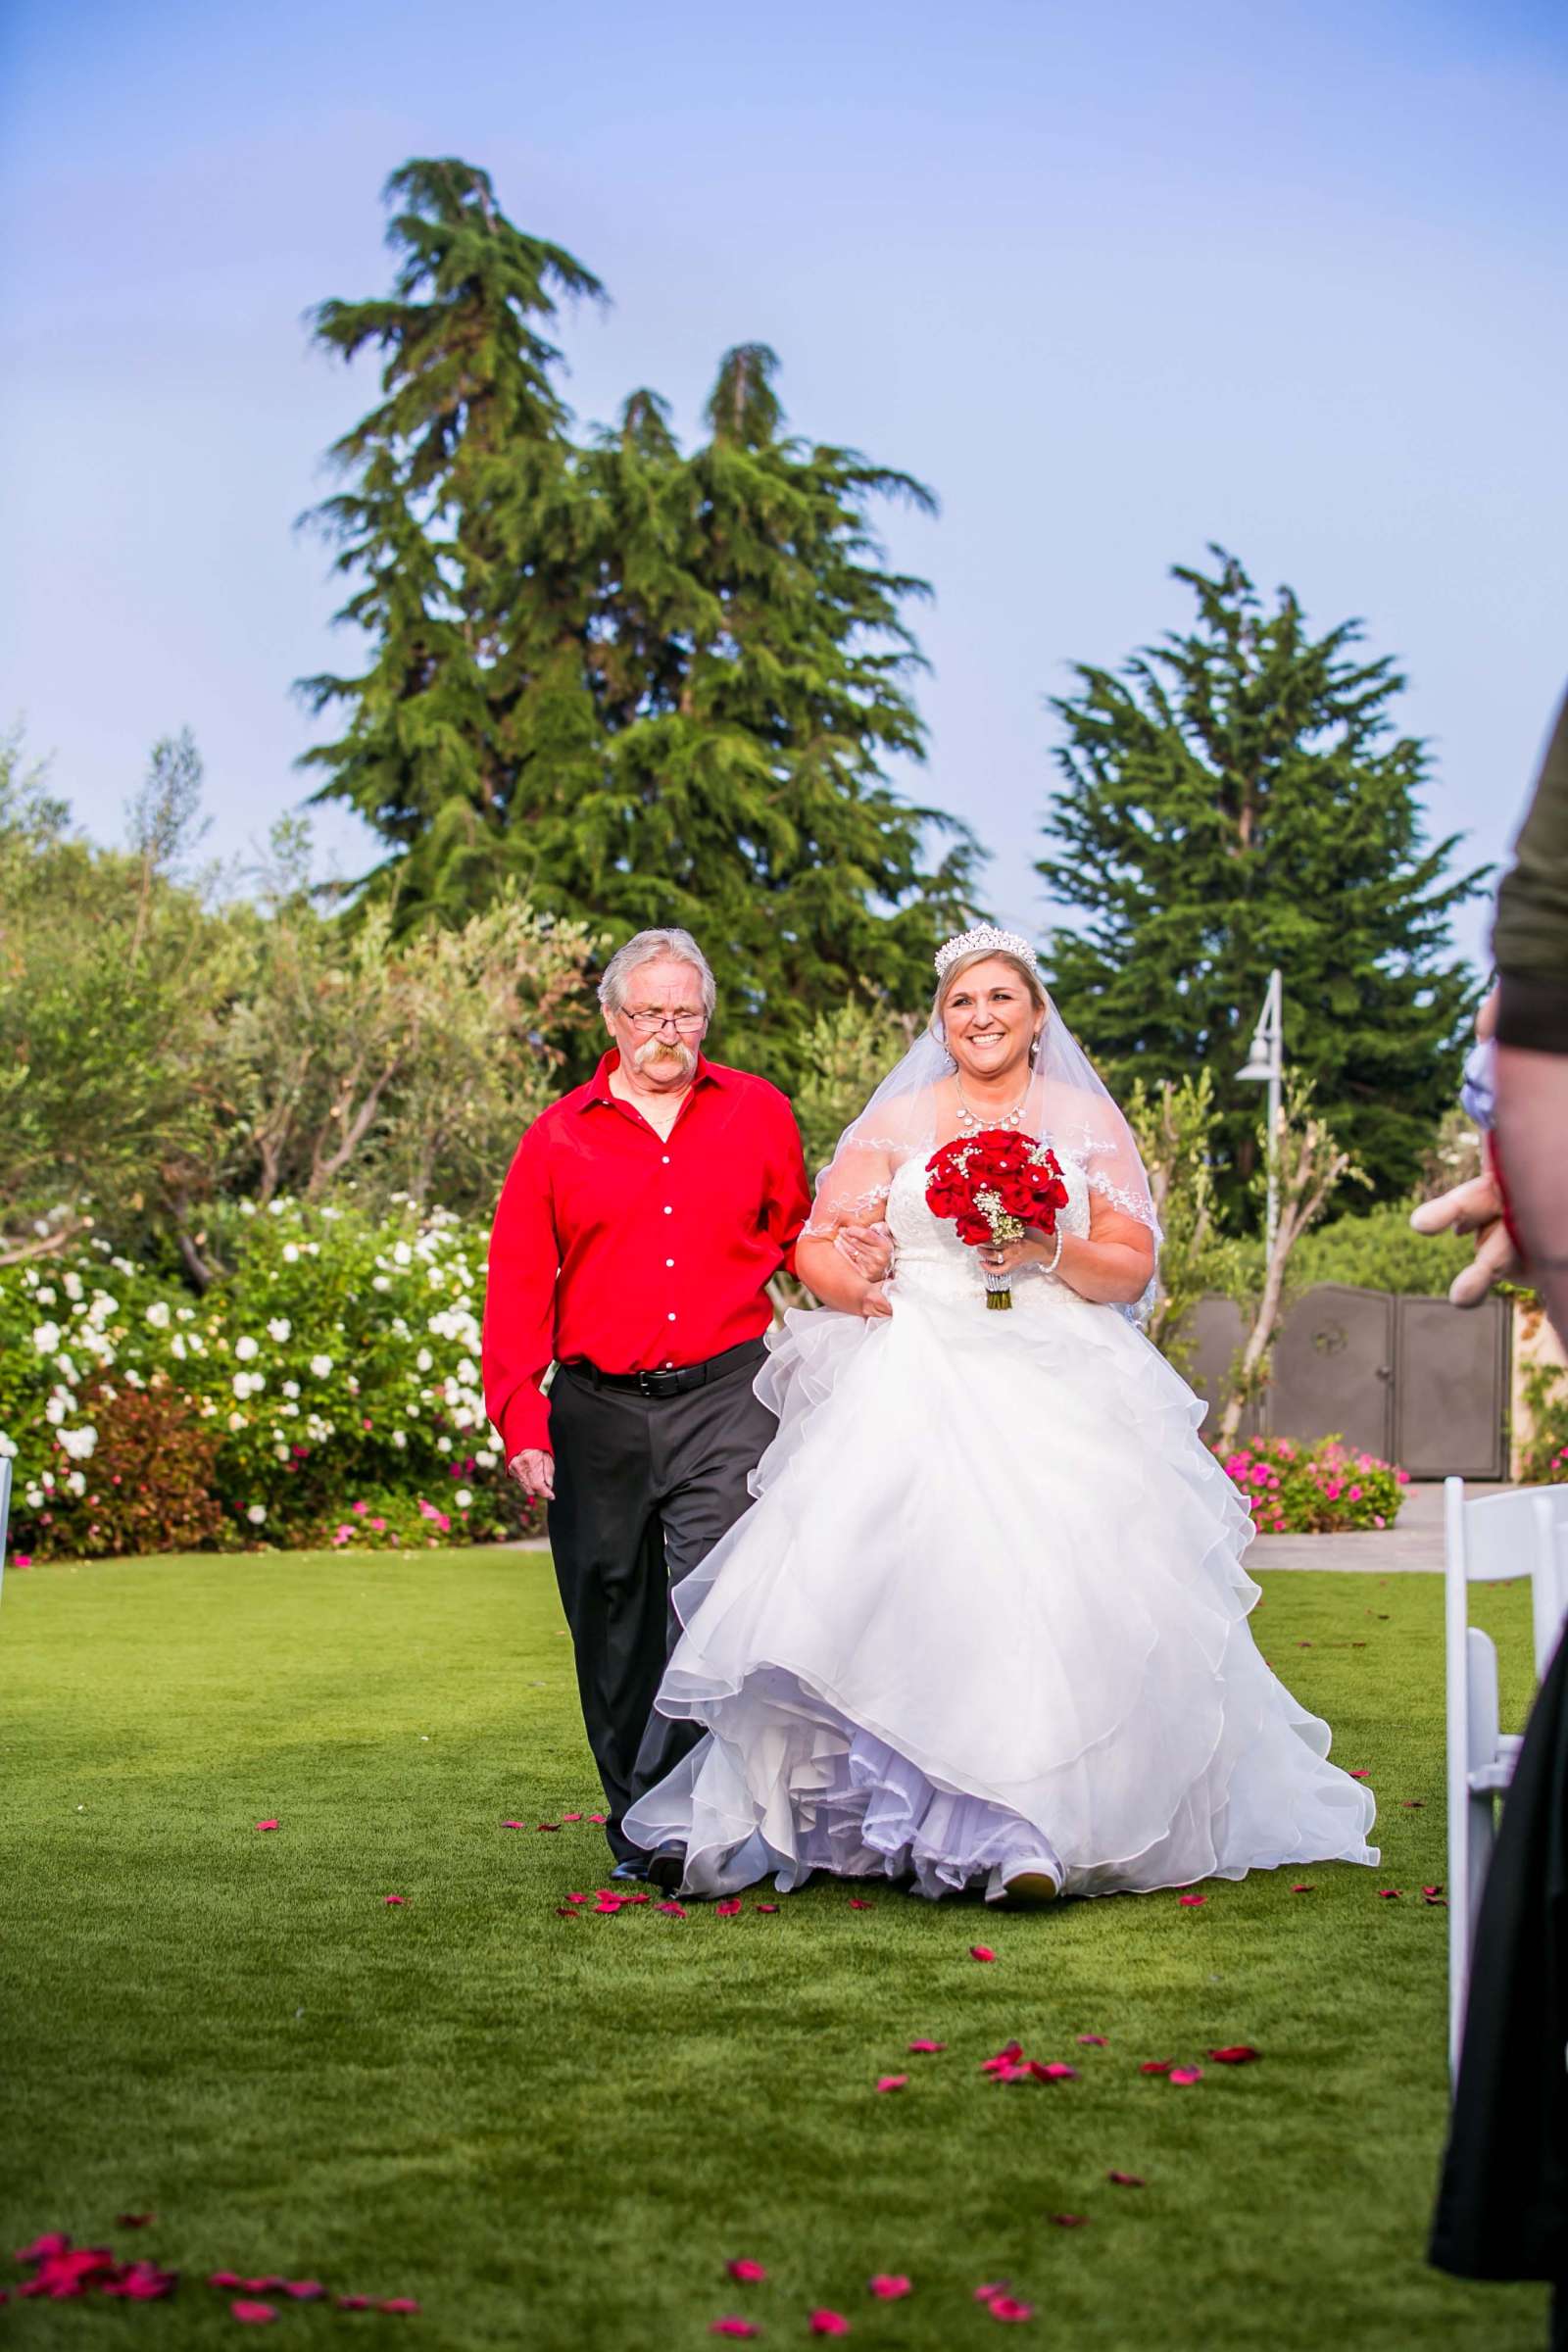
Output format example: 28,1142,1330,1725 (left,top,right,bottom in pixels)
646,1842,686,1893
611,1857,652,1883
